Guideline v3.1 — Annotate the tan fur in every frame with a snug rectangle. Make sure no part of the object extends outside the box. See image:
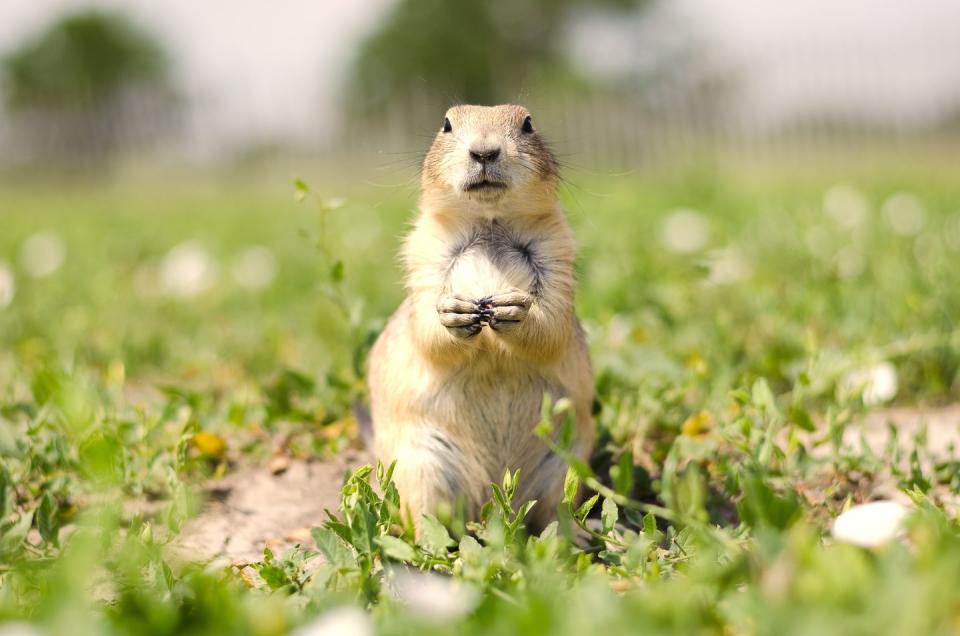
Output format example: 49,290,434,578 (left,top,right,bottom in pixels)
367,104,593,531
